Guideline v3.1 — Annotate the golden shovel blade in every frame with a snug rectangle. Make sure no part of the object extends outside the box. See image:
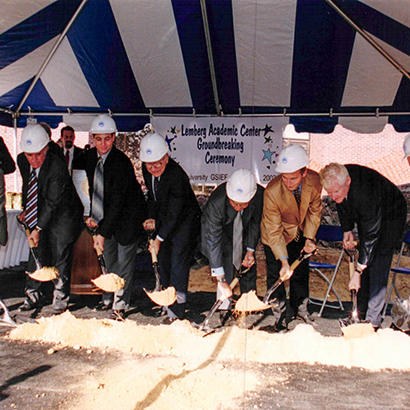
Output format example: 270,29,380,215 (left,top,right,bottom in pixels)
91,273,125,292
27,267,59,282
234,290,272,313
144,286,177,307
